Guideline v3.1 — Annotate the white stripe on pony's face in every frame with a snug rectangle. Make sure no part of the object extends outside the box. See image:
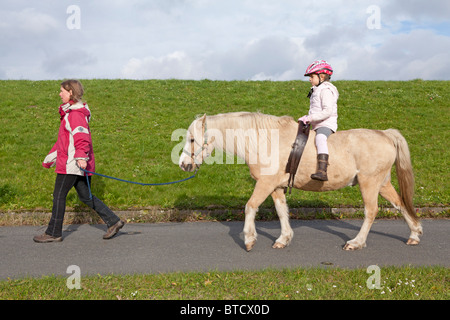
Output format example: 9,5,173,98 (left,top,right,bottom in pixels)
179,118,205,172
